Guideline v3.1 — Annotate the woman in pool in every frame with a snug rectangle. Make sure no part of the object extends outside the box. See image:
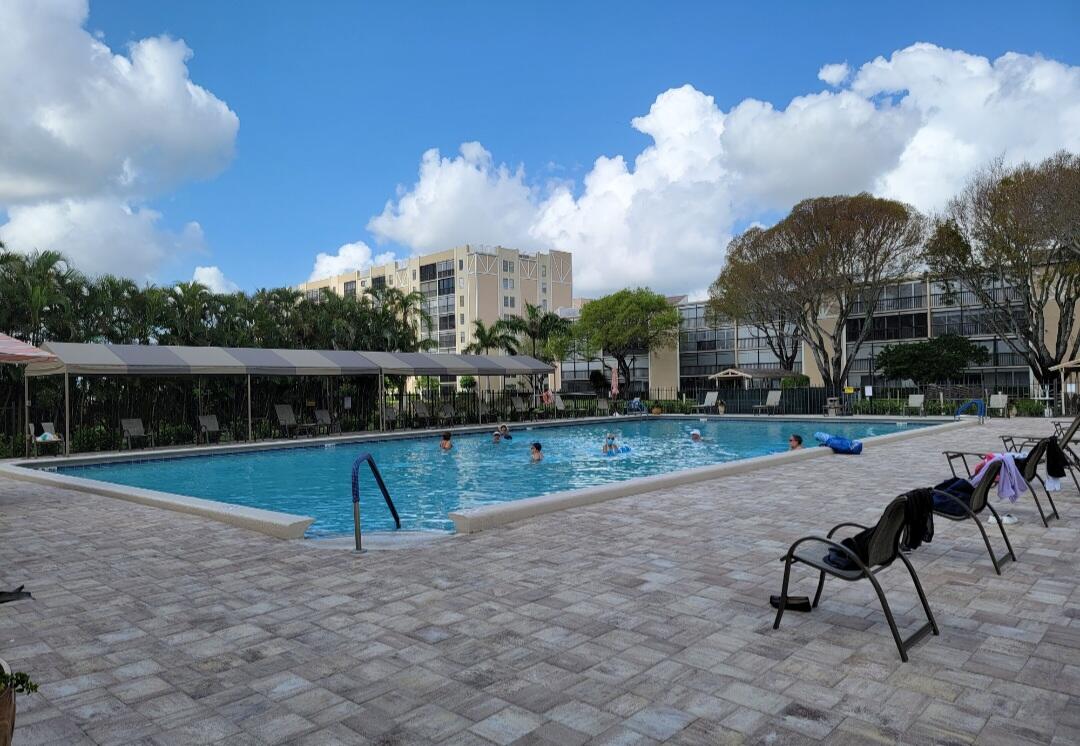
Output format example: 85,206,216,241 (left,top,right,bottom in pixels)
788,434,803,450
601,432,619,454
498,424,512,440
440,432,453,450
689,429,703,443
530,442,543,461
